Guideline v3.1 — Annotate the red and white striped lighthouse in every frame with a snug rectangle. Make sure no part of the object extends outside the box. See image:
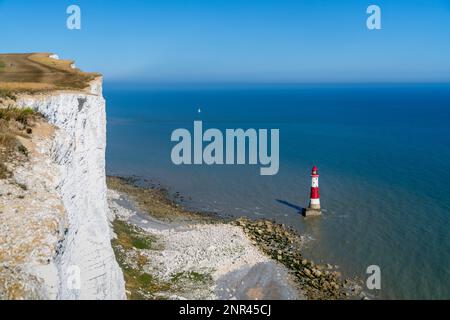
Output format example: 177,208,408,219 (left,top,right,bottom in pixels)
304,165,322,216
309,166,320,209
